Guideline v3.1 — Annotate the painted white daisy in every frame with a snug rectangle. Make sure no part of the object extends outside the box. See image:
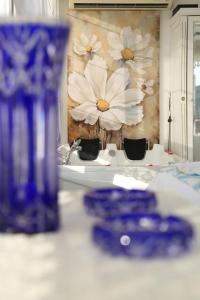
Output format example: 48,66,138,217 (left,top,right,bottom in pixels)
136,78,154,95
73,33,101,56
68,55,145,131
108,27,153,74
